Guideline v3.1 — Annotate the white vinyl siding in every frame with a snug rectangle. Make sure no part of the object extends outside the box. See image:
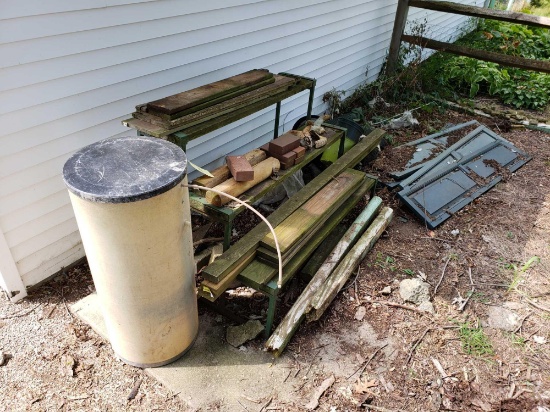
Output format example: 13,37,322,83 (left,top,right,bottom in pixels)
0,0,482,296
